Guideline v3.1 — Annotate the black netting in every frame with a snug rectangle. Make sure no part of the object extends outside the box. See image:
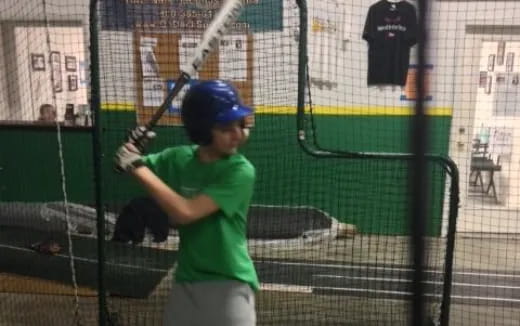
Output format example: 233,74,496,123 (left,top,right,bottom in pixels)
0,1,519,326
